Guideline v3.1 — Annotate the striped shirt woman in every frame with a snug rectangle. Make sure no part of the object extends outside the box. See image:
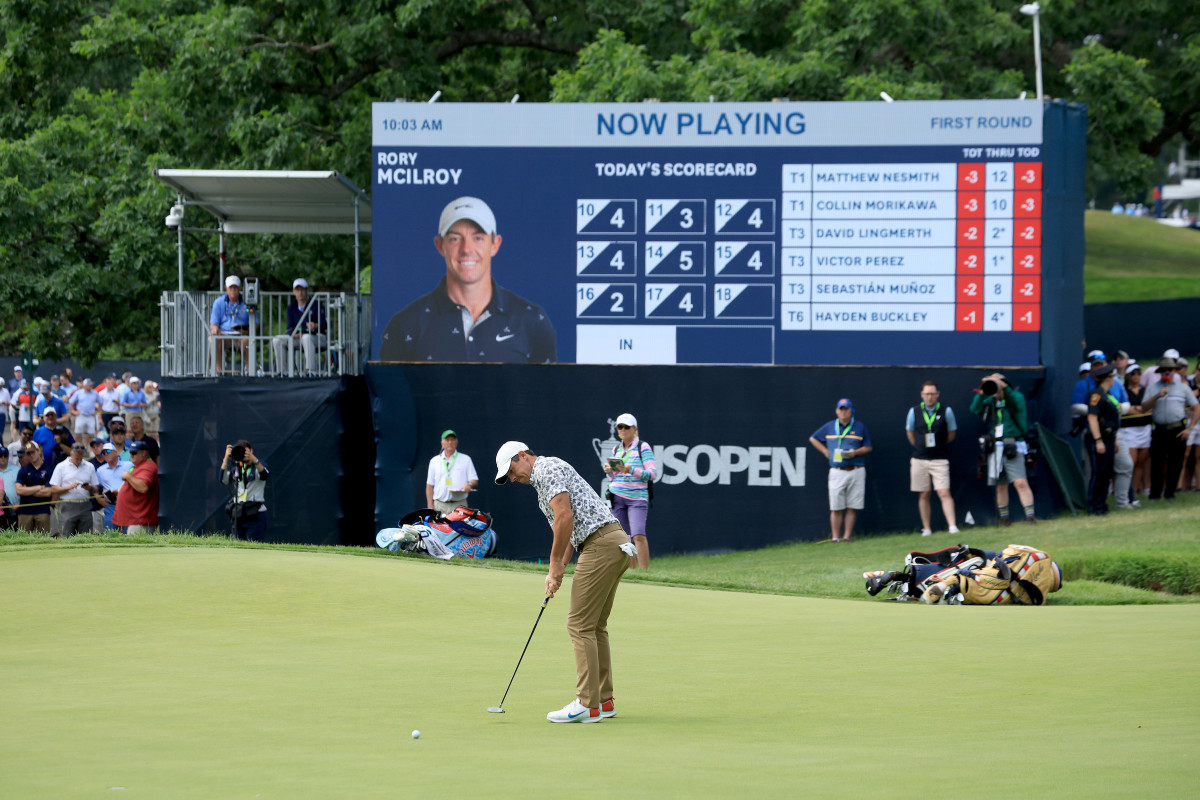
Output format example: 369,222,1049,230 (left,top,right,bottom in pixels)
604,413,657,569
